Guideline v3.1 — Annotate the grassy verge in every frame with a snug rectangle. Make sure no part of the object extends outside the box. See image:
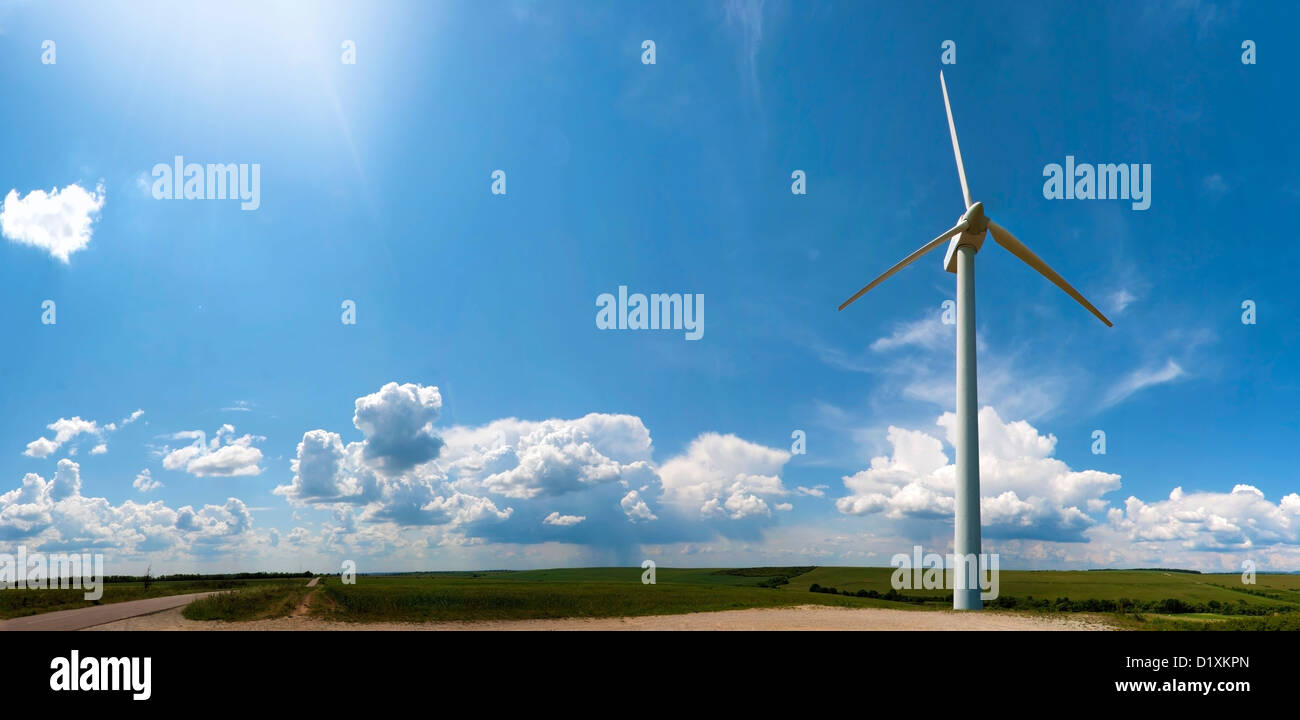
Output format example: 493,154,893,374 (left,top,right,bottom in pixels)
181,583,312,622
1109,612,1300,631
